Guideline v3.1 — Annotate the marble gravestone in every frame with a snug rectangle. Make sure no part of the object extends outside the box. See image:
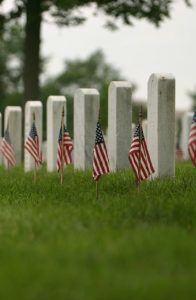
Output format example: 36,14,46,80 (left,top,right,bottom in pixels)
147,73,175,178
142,120,148,141
181,112,194,160
4,106,22,166
24,101,42,172
47,96,66,172
108,81,132,171
74,89,99,170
